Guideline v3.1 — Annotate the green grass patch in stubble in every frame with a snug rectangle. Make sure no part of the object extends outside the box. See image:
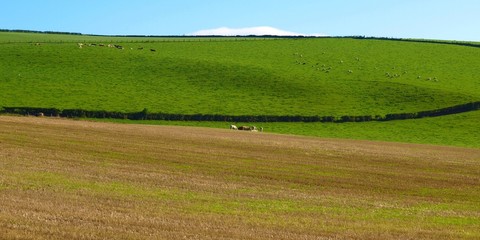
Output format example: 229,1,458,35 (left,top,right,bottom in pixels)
8,171,179,200
183,194,480,235
6,171,240,210
413,202,480,213
184,197,319,216
10,171,344,216
5,168,480,236
430,216,480,227
412,187,480,202
340,198,480,237
0,178,8,191
6,171,318,217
